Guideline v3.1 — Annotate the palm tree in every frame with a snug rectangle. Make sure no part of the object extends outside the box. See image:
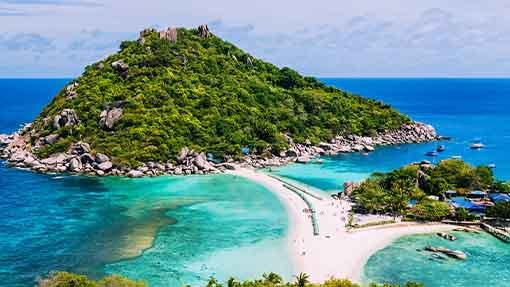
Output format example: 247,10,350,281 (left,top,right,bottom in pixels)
227,277,240,287
295,272,309,287
263,272,283,285
207,277,223,287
